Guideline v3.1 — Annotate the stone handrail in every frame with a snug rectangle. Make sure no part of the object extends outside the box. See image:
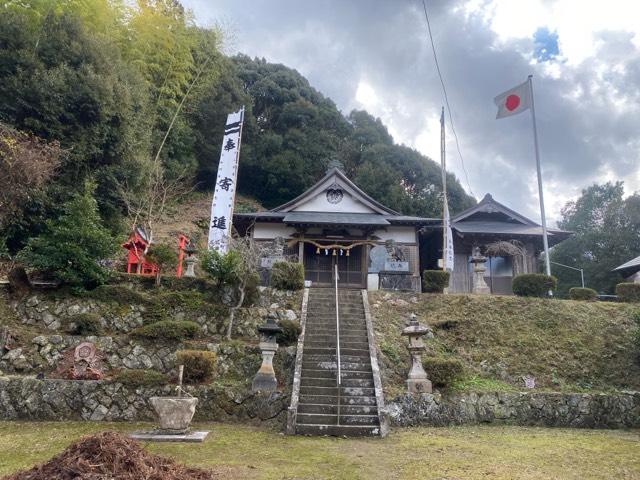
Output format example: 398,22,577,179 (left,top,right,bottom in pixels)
286,287,309,434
